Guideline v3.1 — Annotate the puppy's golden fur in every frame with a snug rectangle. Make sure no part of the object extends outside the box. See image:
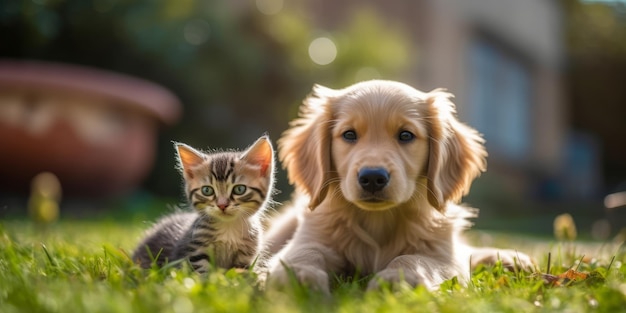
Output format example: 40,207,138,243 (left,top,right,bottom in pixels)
267,80,535,293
